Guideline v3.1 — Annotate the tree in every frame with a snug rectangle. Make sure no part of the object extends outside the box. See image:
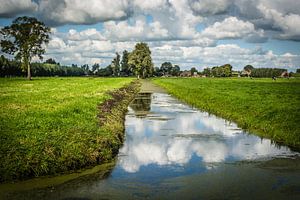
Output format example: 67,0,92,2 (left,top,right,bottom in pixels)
203,67,211,77
222,64,232,77
160,62,173,76
244,65,254,72
153,67,162,77
81,64,90,75
0,16,51,80
97,65,113,76
111,52,120,76
121,50,131,76
171,65,181,76
92,63,100,74
190,67,198,76
45,58,58,65
251,68,286,78
0,55,9,77
128,42,153,78
211,64,232,77
296,69,300,73
0,55,22,77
